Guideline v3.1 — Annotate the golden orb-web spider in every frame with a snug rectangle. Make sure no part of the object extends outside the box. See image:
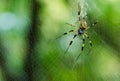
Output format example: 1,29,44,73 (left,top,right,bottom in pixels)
56,3,97,61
